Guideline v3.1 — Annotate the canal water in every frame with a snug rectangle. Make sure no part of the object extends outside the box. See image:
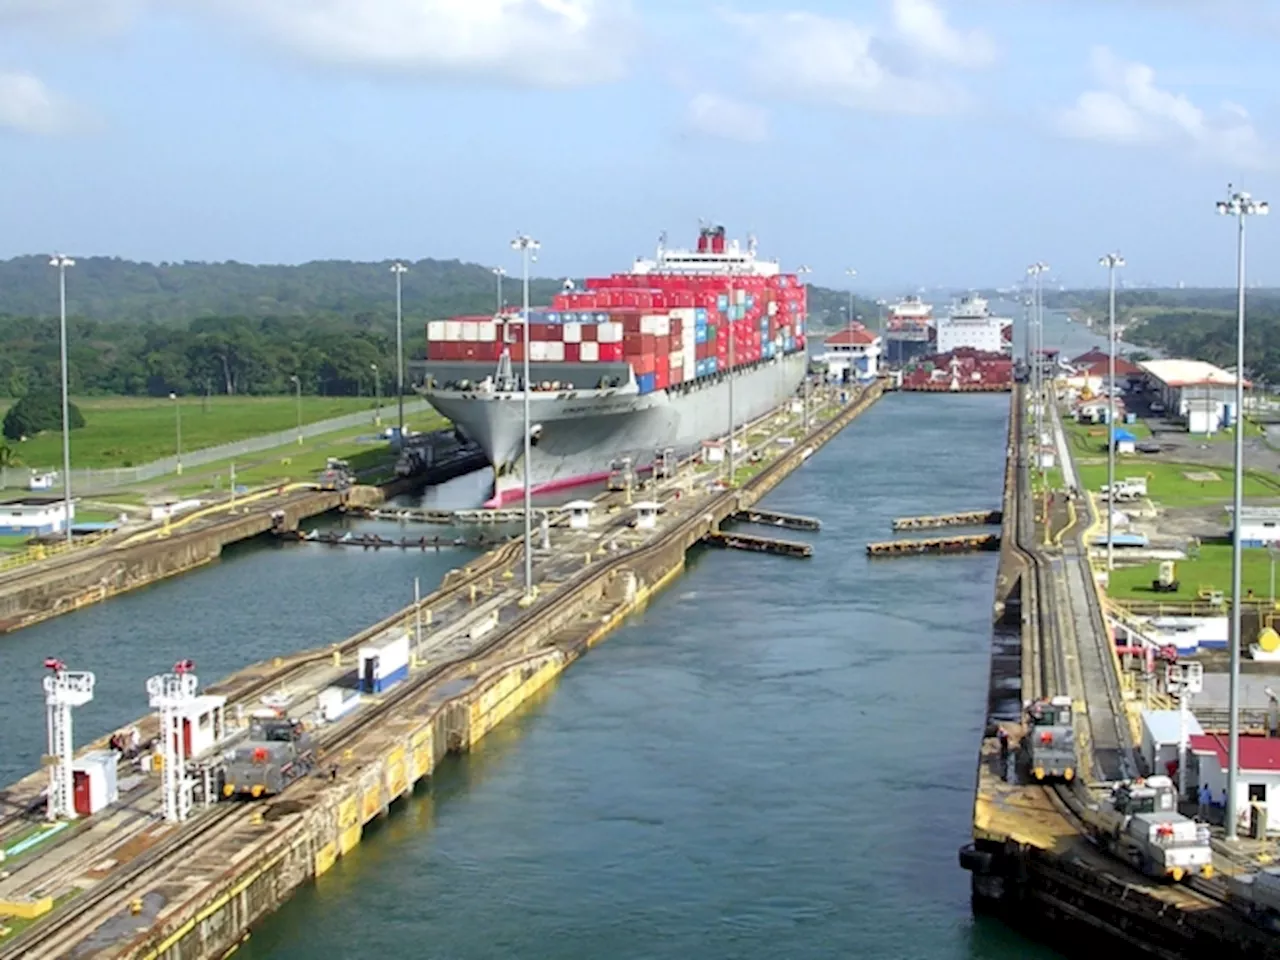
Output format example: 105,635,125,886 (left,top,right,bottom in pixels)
227,392,1053,960
4,390,1062,958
